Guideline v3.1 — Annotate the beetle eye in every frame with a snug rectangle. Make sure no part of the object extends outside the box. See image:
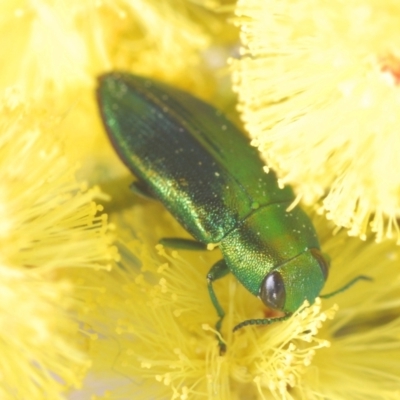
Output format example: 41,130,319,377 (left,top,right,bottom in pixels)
260,271,286,310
